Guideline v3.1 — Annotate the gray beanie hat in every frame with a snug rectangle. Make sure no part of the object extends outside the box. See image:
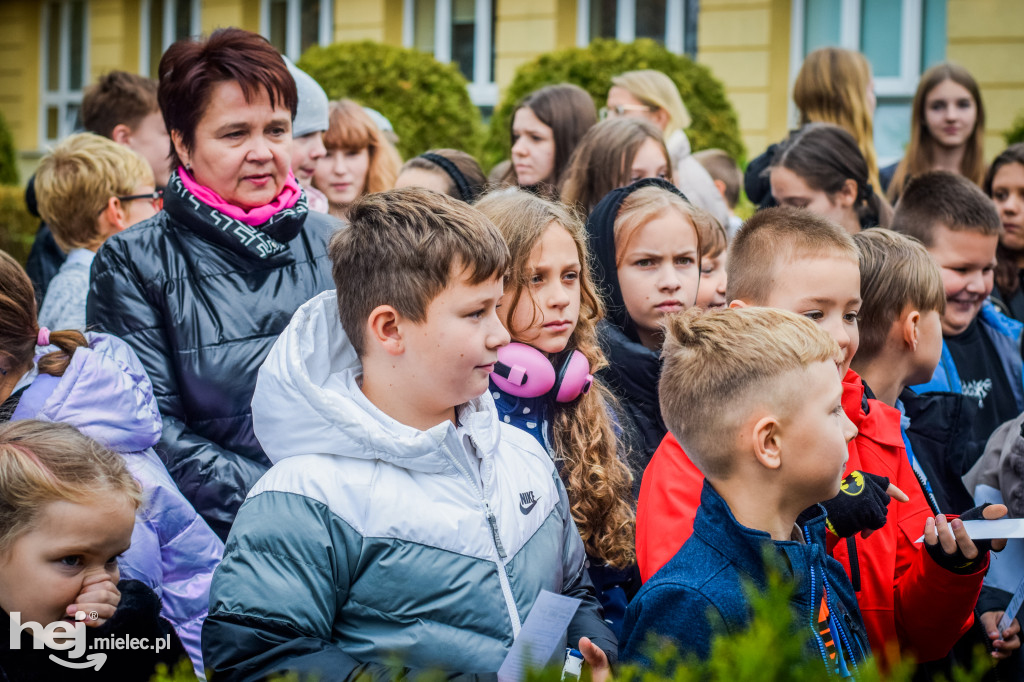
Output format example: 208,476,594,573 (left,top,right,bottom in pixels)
284,57,329,137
